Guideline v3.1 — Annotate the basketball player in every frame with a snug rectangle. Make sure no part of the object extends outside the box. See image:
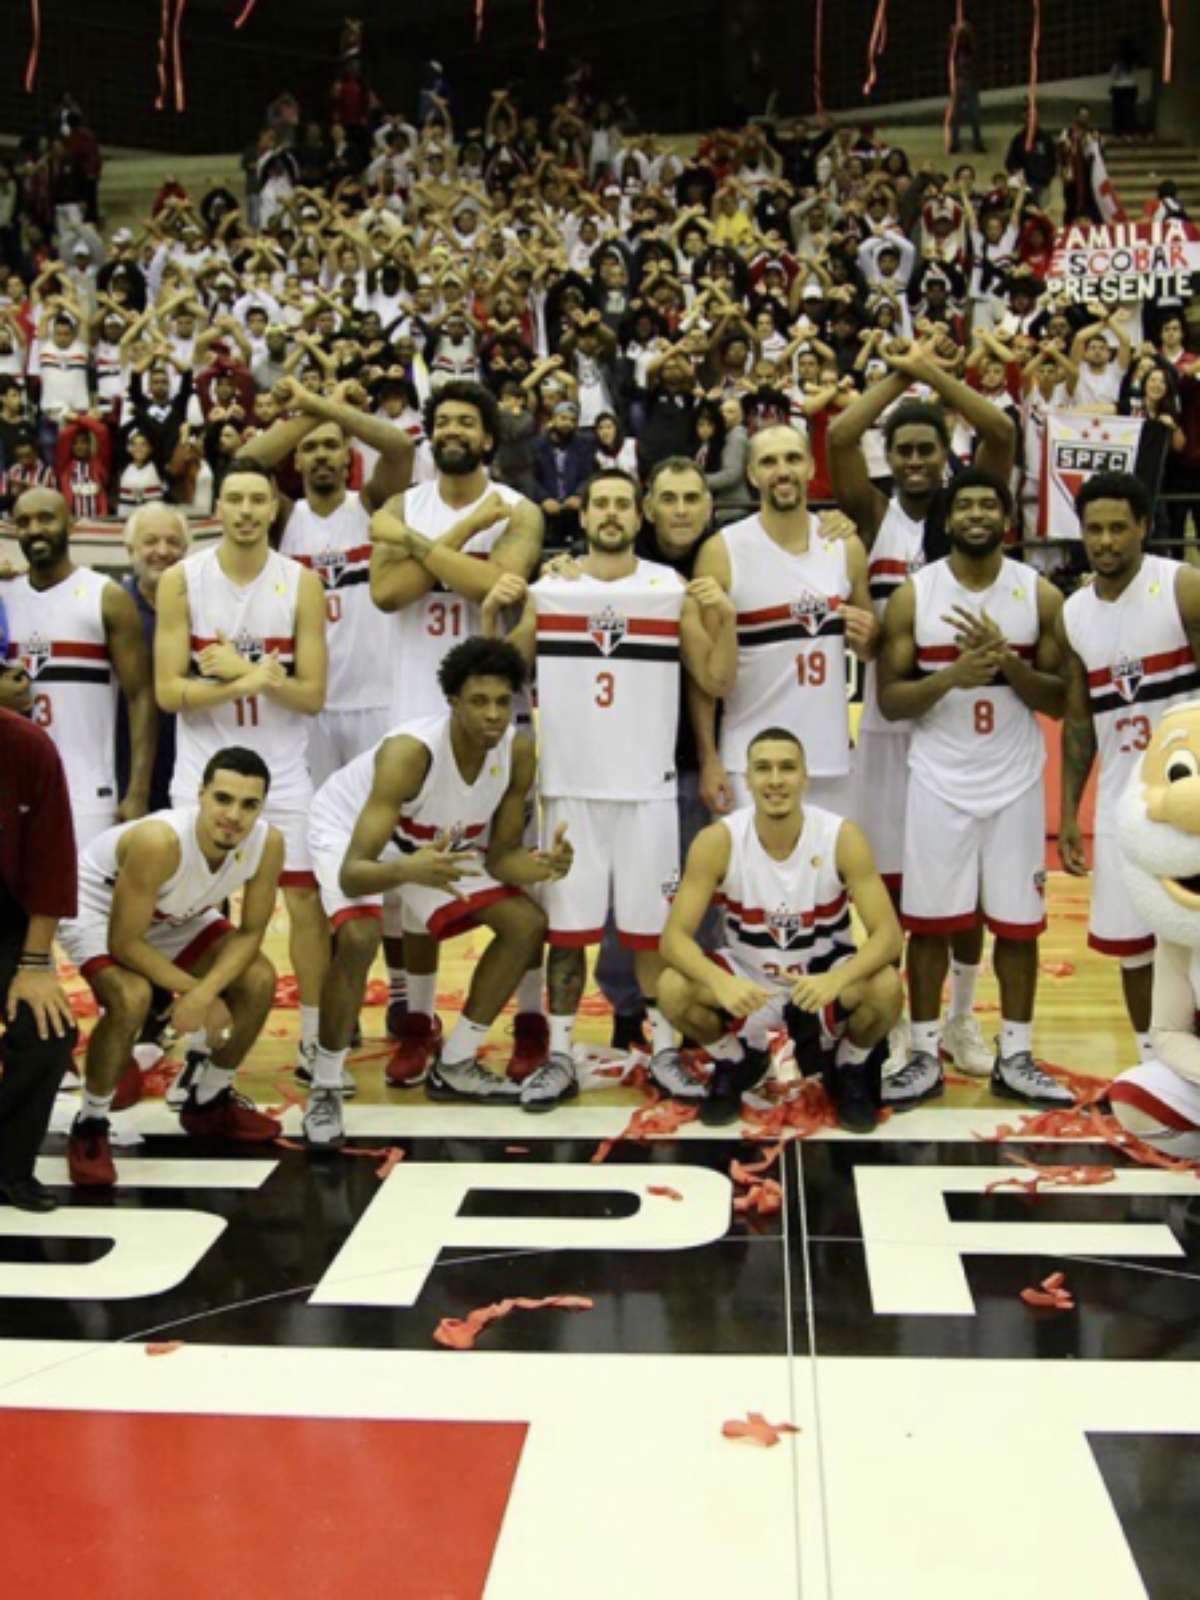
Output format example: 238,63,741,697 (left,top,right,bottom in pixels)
659,727,903,1131
877,467,1071,1108
154,459,328,1100
7,487,157,845
369,380,546,1082
494,466,738,1111
690,424,878,820
827,340,1017,1074
59,747,284,1187
321,638,570,1145
1059,471,1200,1053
